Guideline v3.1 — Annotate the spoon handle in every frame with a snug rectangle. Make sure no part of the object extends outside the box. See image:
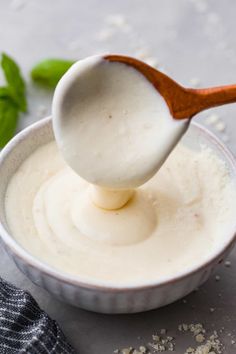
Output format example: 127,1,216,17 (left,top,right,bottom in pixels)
105,54,236,121
173,84,236,119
